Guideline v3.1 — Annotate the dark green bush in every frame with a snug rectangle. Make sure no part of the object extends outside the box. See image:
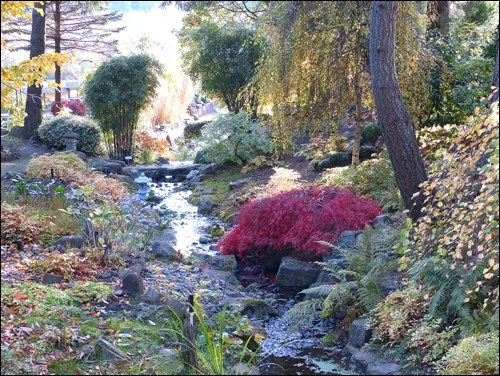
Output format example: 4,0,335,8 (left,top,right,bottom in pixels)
194,148,210,164
38,115,103,156
184,120,213,140
361,123,382,145
312,146,378,171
